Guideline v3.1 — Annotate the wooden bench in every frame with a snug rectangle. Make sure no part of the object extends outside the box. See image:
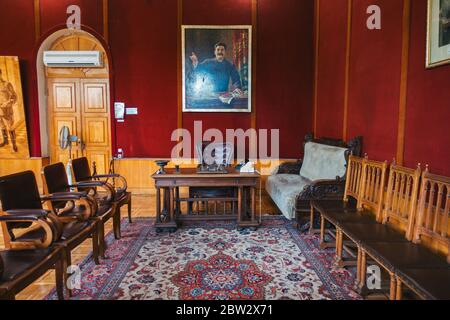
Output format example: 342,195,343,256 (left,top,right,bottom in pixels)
311,159,450,300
